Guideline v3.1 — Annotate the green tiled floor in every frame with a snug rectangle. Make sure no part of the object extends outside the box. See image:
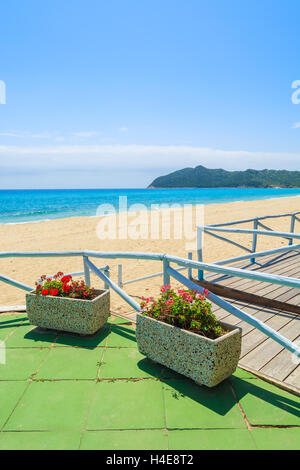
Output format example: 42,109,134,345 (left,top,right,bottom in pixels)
0,432,82,450
87,380,165,430
231,376,300,426
0,313,299,450
36,347,104,380
80,430,168,450
168,429,256,450
0,348,49,380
